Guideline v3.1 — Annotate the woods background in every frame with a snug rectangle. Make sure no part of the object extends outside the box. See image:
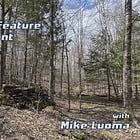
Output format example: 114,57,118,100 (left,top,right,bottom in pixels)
0,0,140,139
